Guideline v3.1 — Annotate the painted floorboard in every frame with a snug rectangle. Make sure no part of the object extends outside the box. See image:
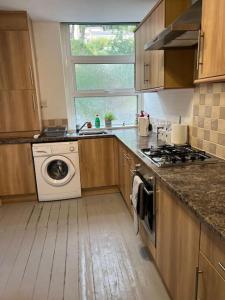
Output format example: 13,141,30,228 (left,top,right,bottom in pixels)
0,194,170,300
